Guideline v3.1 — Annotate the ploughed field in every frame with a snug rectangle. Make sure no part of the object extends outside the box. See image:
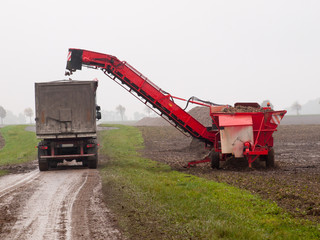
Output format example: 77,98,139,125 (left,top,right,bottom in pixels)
138,124,320,223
